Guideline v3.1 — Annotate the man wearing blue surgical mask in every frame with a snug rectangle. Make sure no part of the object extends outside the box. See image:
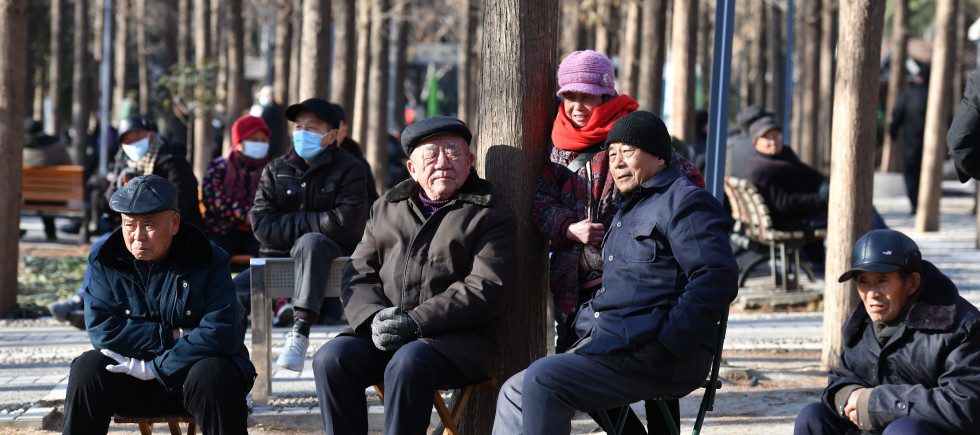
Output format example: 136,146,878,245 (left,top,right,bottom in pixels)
248,98,370,372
